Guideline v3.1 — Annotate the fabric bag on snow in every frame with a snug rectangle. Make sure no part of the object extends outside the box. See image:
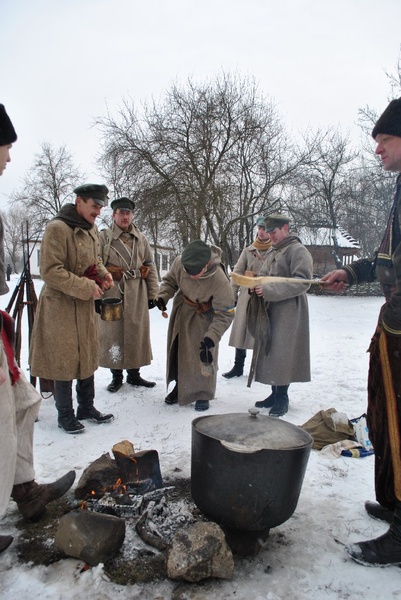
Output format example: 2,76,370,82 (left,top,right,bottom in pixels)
300,408,355,450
